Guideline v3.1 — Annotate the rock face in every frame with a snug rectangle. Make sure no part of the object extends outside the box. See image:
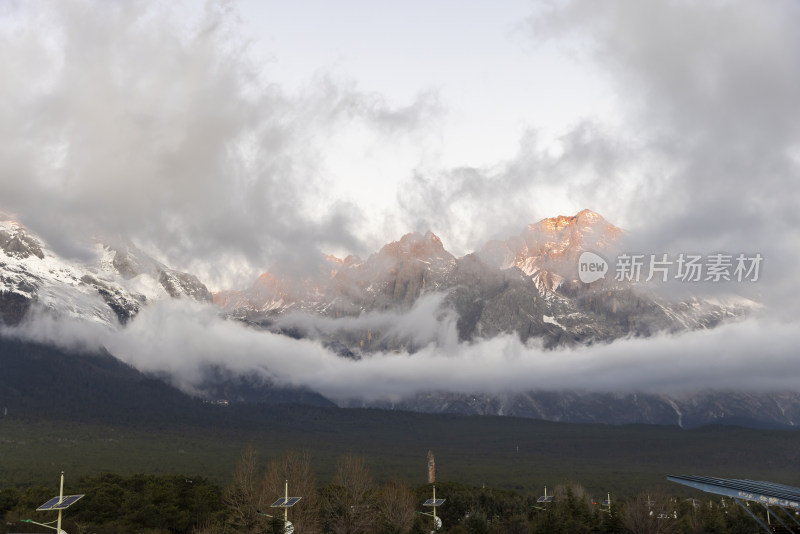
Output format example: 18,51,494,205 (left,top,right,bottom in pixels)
158,270,212,301
215,210,756,350
479,209,621,296
214,231,458,315
0,219,212,327
0,226,45,260
0,290,32,326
